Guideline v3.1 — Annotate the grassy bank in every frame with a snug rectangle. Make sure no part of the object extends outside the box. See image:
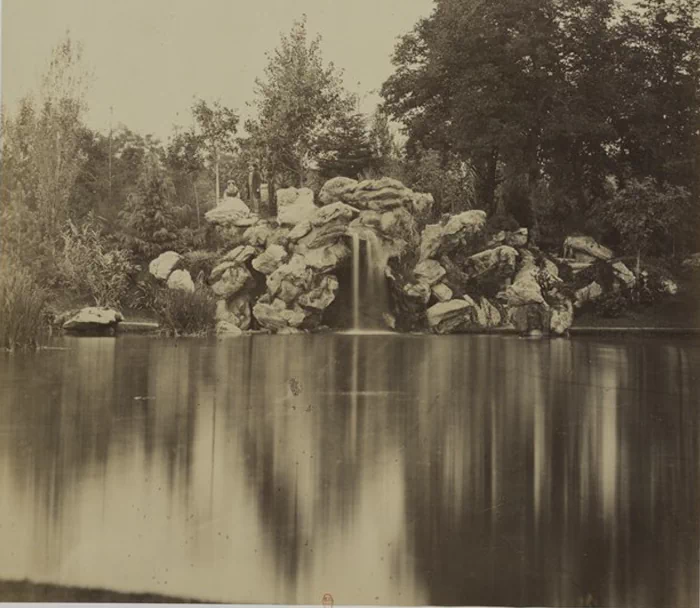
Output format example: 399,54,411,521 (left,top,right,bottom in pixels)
0,578,202,603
